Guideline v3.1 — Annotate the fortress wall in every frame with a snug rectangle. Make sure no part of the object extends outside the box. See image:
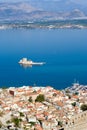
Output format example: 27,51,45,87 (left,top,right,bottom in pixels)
64,111,87,130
